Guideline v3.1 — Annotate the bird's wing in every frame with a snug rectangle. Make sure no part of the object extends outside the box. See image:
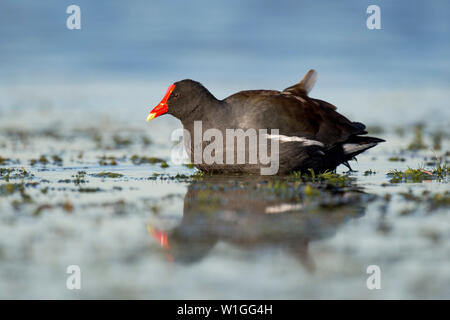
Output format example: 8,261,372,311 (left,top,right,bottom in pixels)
225,90,366,147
